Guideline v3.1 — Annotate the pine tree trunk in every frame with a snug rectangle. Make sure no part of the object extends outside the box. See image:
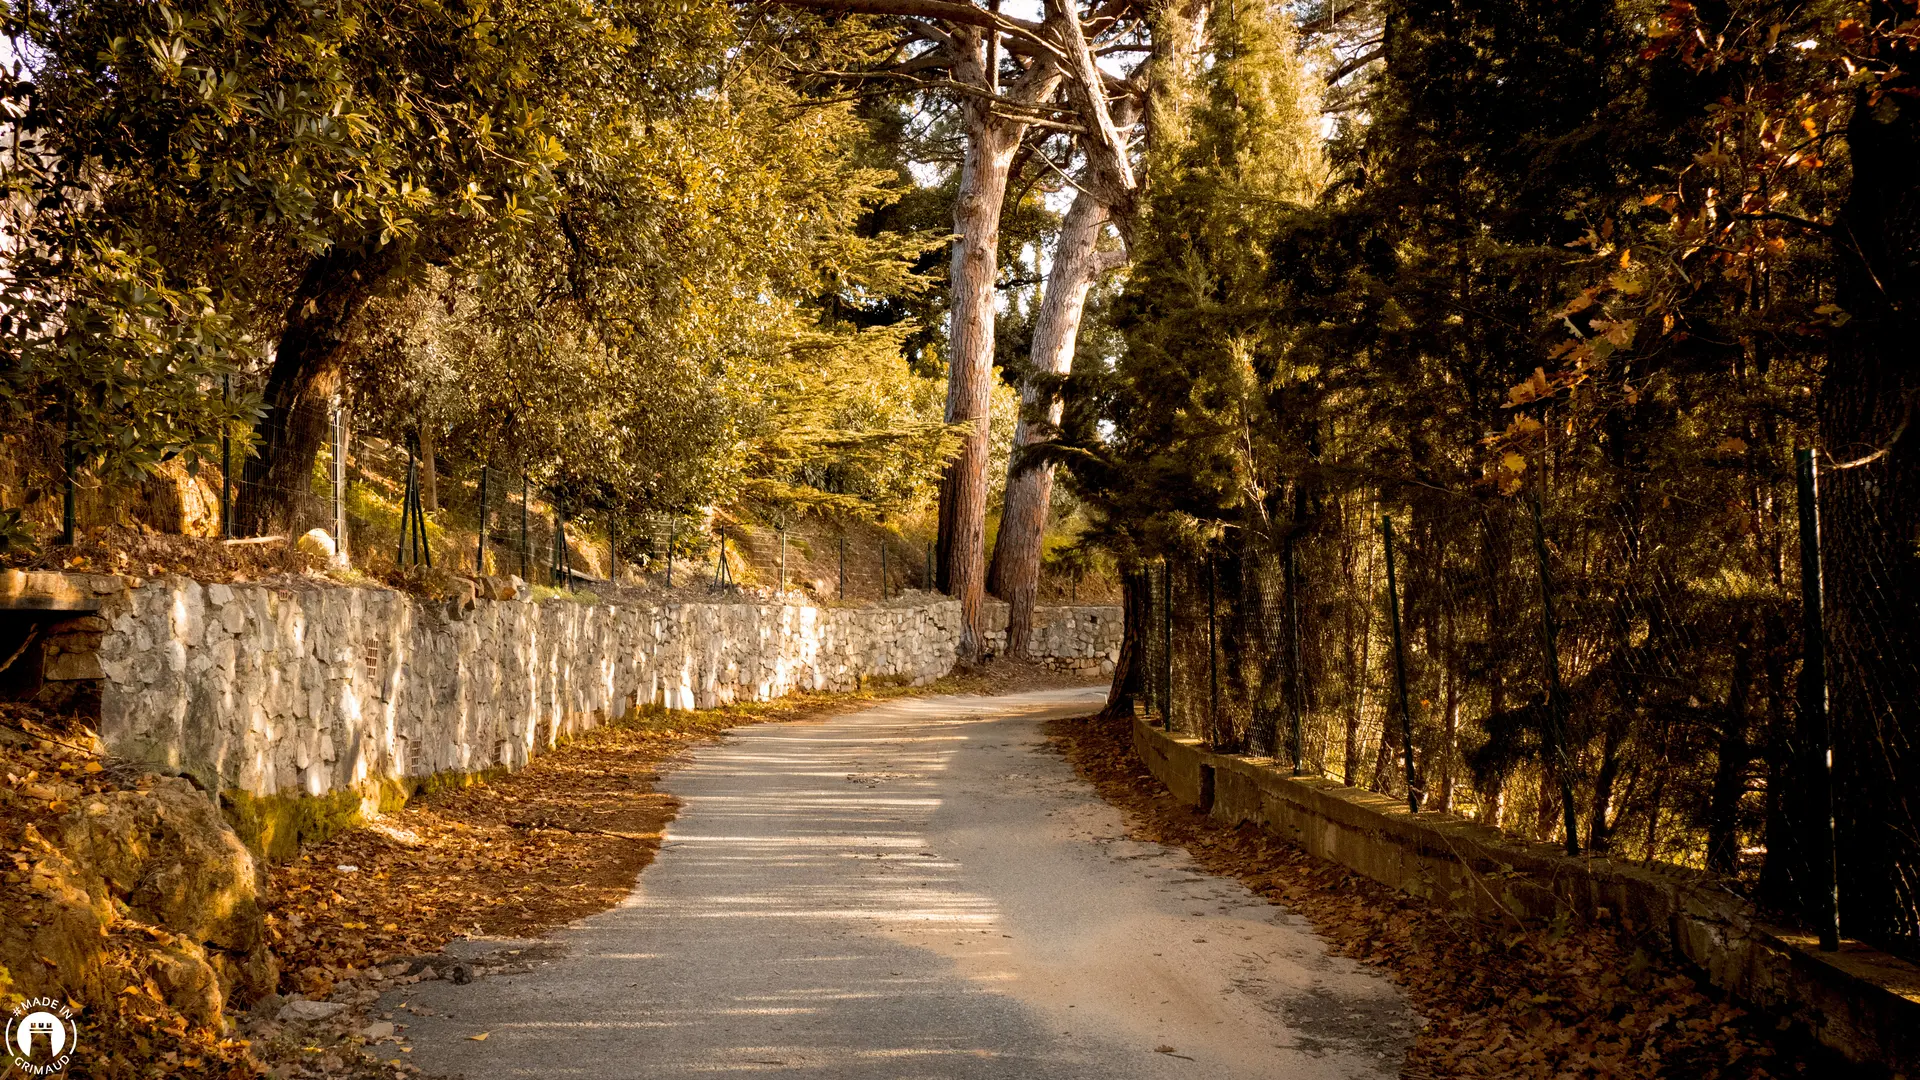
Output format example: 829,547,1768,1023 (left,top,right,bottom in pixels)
987,189,1112,655
237,245,395,535
937,84,1027,662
